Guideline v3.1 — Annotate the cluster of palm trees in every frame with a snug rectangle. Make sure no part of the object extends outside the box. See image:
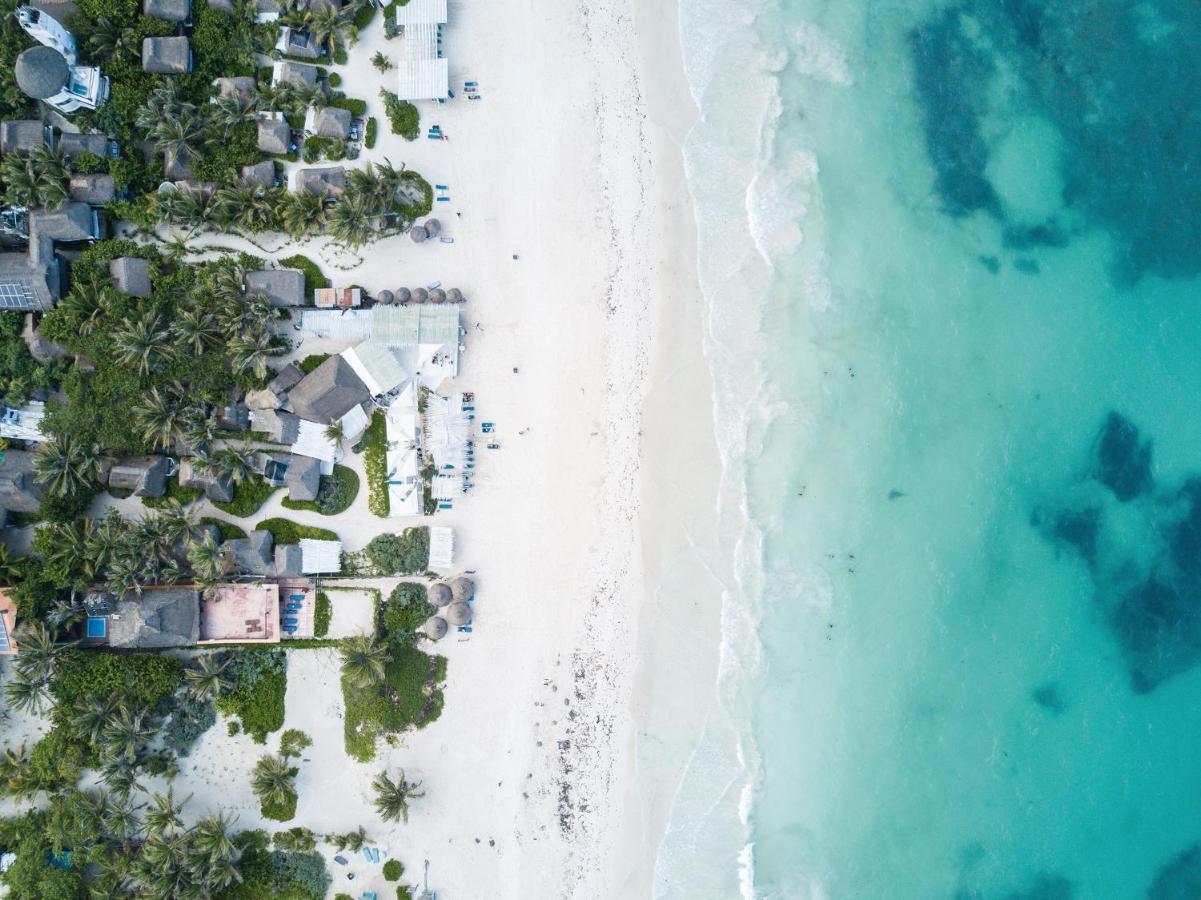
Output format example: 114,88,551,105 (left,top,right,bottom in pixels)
1,621,63,716
278,0,367,57
150,160,422,248
0,146,69,210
